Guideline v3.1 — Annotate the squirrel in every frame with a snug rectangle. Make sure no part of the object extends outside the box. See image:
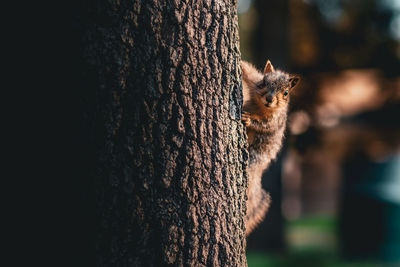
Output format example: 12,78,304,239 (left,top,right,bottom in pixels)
241,60,300,235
